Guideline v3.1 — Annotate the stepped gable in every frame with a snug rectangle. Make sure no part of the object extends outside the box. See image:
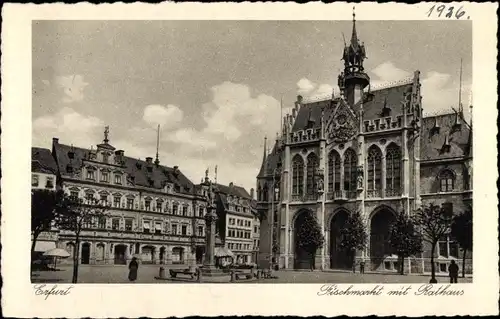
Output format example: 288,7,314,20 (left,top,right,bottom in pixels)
53,141,195,193
420,112,472,161
32,147,58,174
358,82,414,121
